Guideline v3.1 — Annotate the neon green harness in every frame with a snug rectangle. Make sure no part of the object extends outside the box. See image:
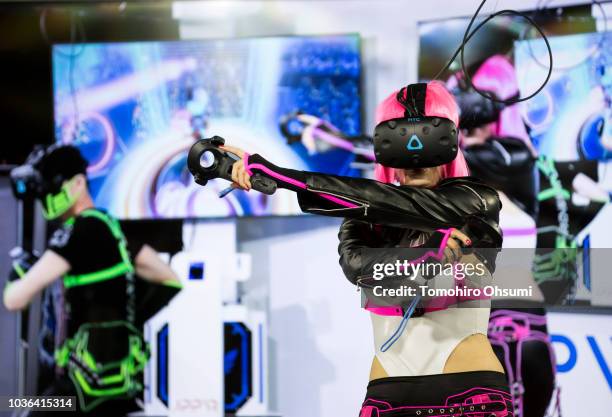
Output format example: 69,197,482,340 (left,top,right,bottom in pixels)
534,156,578,285
55,321,149,412
62,209,134,289
55,209,148,412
